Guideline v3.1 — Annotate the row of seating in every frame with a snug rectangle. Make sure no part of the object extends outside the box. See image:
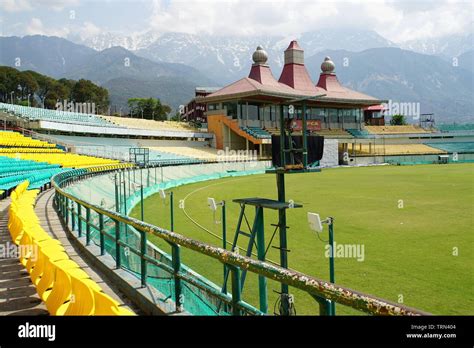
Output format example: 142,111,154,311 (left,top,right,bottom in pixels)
313,129,352,138
427,142,474,153
436,124,474,132
1,103,205,134
0,103,115,128
346,128,373,138
0,156,64,190
8,181,134,315
0,168,63,190
1,153,132,168
0,147,64,153
102,115,198,132
147,146,222,161
257,127,352,138
365,125,431,134
350,144,445,156
241,126,272,139
0,130,56,148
